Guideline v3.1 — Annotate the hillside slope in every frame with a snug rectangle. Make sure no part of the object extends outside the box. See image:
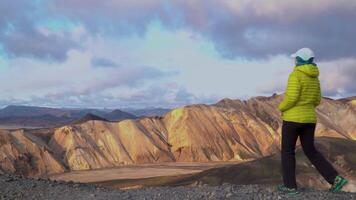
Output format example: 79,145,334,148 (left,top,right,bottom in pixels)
151,137,356,191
